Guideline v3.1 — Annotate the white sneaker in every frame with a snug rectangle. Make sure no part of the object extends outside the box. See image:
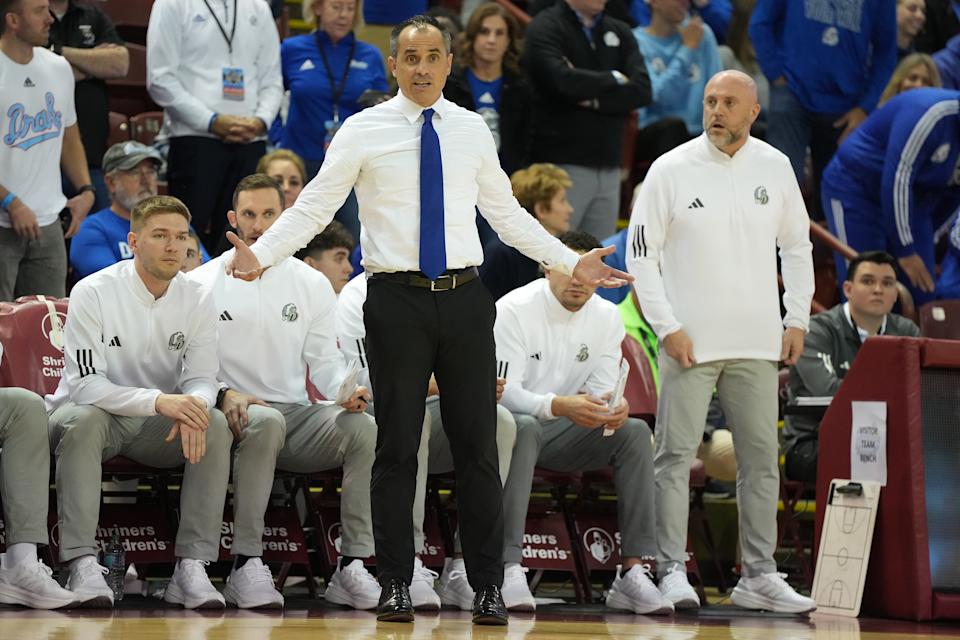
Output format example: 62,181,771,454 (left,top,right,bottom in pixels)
324,559,381,610
731,572,817,614
164,559,226,609
501,563,535,611
223,558,284,609
658,567,700,609
605,564,674,615
435,557,473,610
0,554,77,609
66,556,113,608
410,557,440,610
